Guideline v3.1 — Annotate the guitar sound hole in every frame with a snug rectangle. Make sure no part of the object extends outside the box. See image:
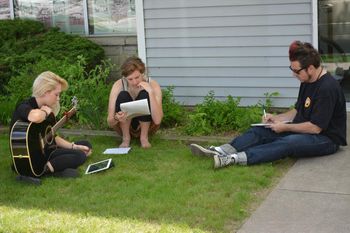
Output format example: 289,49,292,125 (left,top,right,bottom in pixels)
45,126,54,145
